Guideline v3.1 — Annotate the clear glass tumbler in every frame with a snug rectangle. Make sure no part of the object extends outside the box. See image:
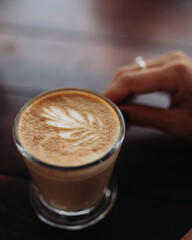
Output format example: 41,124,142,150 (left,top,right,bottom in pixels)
13,88,125,230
